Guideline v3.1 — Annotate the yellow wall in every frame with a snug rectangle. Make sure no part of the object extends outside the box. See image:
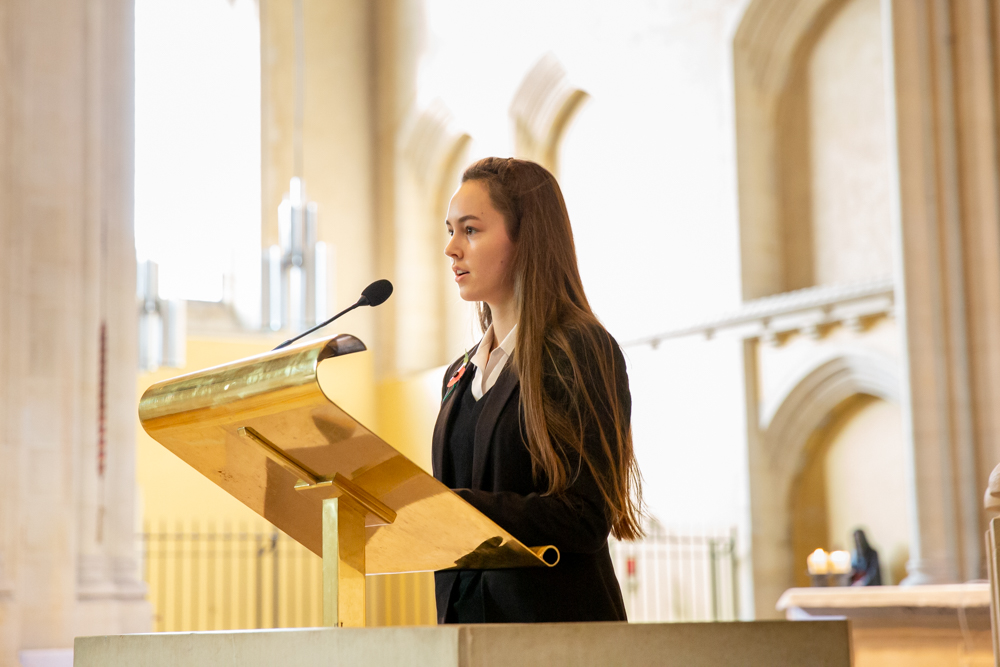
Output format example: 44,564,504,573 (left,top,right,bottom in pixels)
824,396,910,584
374,366,447,473
790,395,910,586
